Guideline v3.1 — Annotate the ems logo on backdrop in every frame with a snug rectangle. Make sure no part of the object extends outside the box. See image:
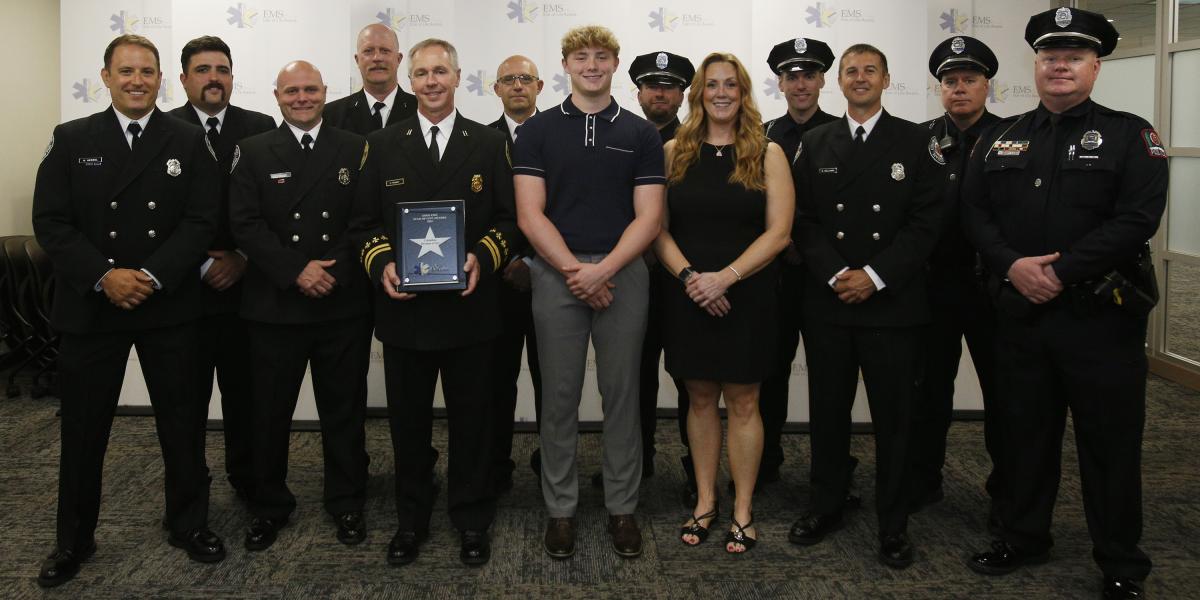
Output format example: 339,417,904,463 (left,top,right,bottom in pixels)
762,75,782,100
988,80,1035,104
465,70,496,96
109,9,168,33
72,79,106,103
939,9,968,33
376,8,441,31
506,1,575,23
648,7,713,32
885,80,919,97
226,3,294,28
806,2,872,27
551,71,570,94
